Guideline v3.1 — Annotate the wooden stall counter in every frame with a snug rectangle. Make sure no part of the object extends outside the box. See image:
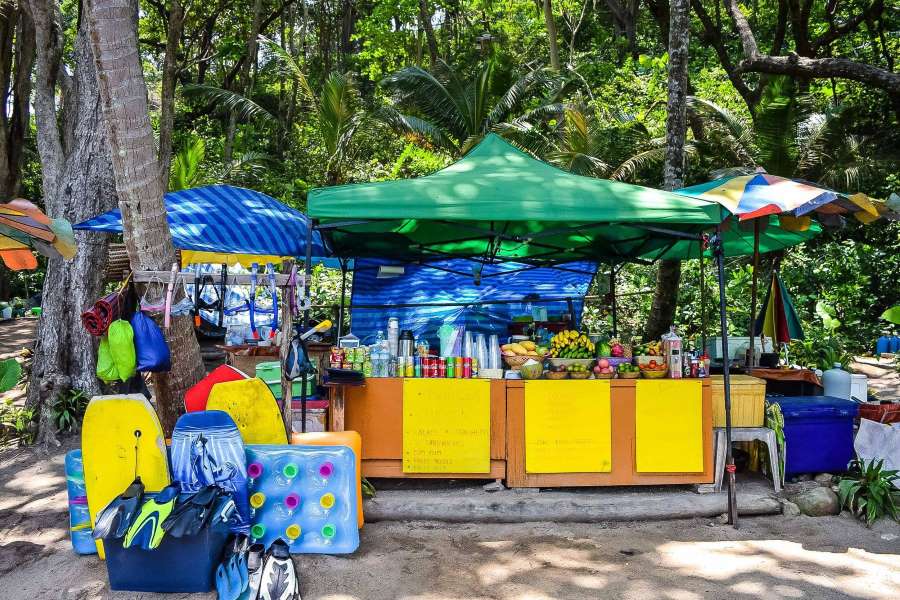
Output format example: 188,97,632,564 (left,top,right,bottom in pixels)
331,377,507,479
505,378,713,488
